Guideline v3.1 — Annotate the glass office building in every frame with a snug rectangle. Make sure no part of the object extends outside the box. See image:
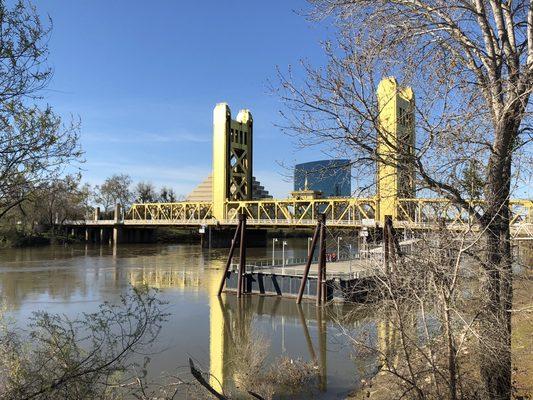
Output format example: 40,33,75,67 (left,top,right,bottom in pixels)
294,159,351,197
